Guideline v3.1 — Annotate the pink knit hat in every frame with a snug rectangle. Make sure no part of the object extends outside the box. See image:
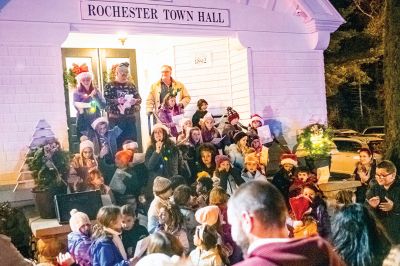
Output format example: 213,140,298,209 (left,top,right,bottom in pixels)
195,205,220,226
69,209,90,233
215,155,230,168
